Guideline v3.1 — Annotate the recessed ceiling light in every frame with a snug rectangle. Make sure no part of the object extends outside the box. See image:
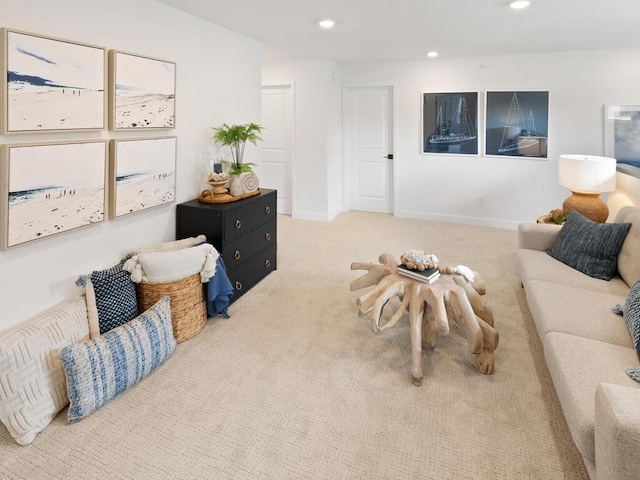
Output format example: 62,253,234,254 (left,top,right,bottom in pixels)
318,19,335,29
426,51,438,58
510,0,530,9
